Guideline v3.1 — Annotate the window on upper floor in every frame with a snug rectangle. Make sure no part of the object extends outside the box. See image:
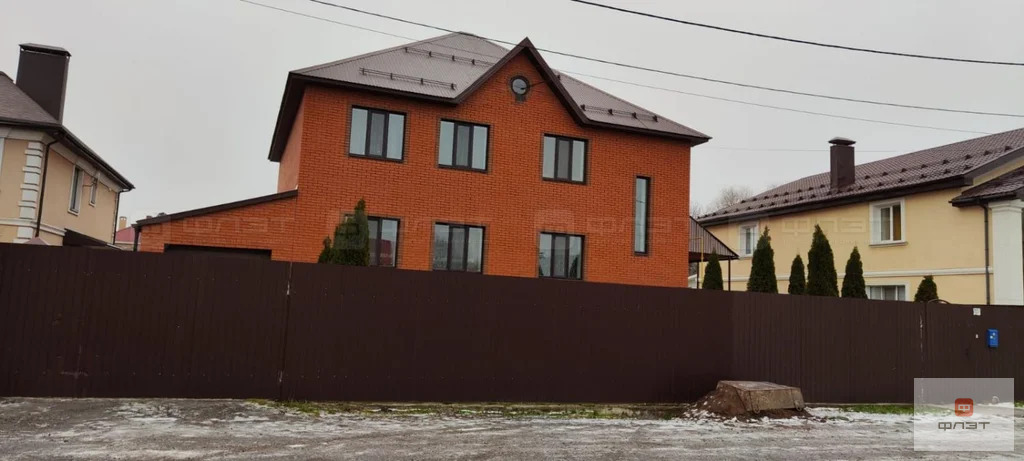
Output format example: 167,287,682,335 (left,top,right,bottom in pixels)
539,232,584,280
433,223,484,272
349,107,405,161
634,176,650,255
439,120,488,171
69,166,84,214
89,176,98,206
871,200,904,244
542,135,586,183
738,223,758,257
868,285,906,301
